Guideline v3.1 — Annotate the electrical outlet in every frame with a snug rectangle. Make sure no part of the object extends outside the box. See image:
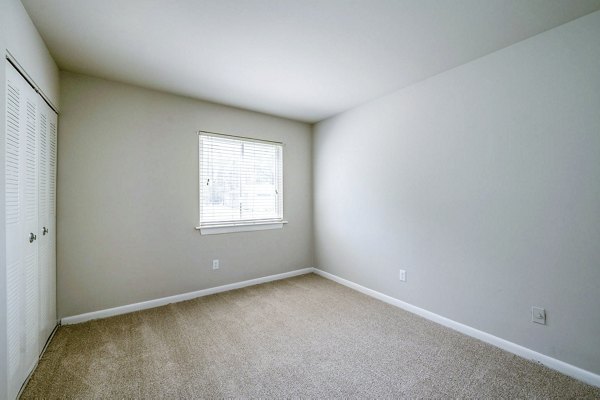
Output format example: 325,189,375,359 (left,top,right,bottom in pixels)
212,259,220,270
532,307,546,325
399,269,406,282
